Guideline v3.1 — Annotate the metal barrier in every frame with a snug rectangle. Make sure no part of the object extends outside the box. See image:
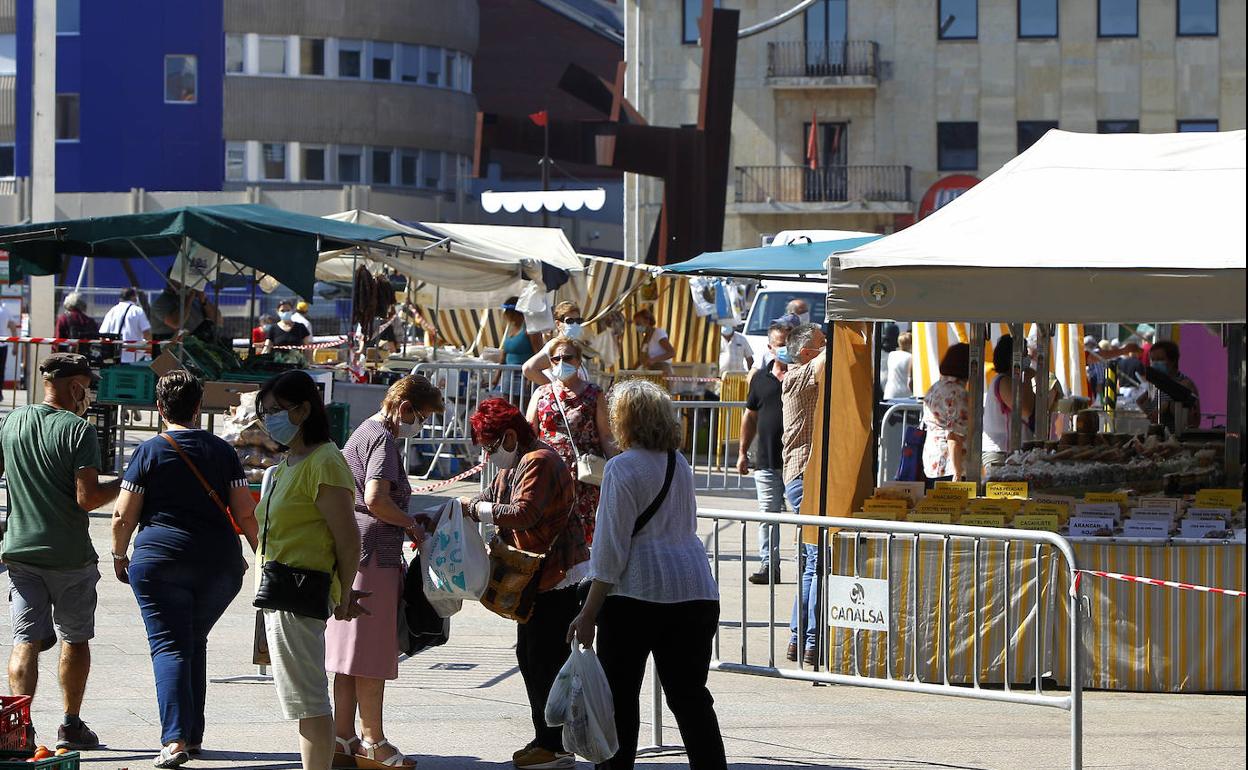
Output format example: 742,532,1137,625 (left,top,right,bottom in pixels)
877,400,923,486
647,508,1084,768
672,401,755,494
